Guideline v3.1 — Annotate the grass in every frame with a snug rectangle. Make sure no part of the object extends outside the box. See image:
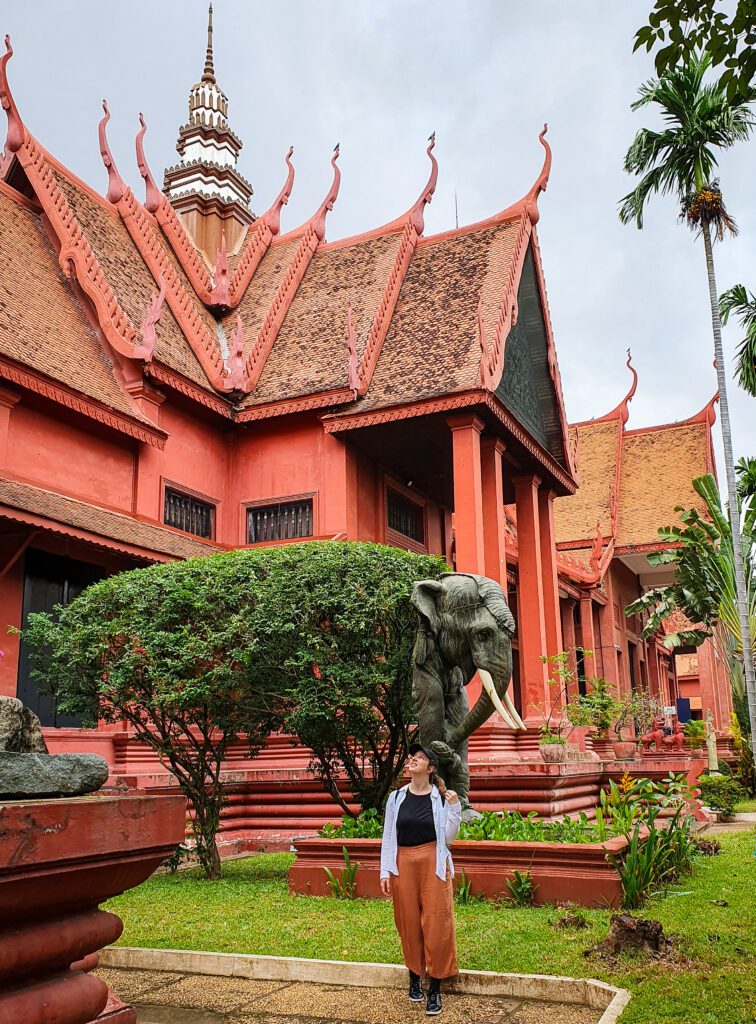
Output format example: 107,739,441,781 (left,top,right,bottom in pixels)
735,798,756,813
107,831,756,1024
